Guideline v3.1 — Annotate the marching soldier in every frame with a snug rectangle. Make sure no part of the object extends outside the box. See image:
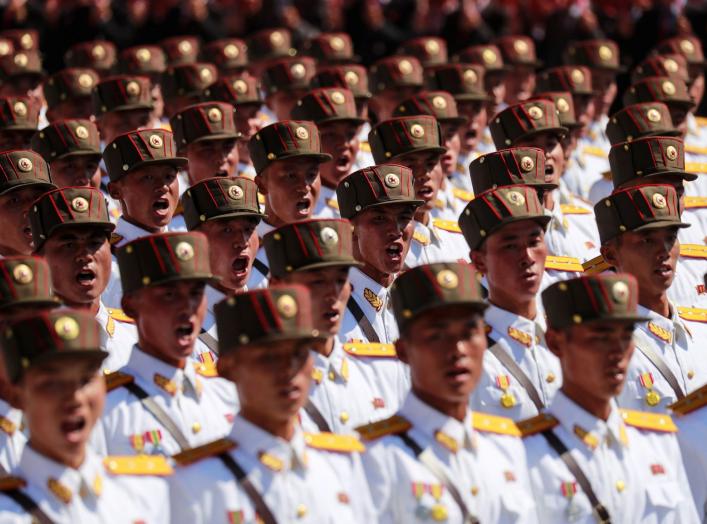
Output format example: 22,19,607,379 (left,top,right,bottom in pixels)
0,49,43,99
494,35,542,106
368,55,424,123
43,68,100,122
260,57,316,123
244,27,296,78
200,38,248,77
161,62,218,119
64,40,116,77
302,32,357,66
92,75,154,147
161,36,200,67
119,45,169,129
454,43,509,117
399,37,448,69
0,95,37,150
